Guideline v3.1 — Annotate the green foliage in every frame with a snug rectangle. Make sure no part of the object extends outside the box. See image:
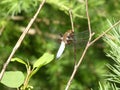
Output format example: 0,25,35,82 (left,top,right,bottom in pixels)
0,53,54,89
99,82,118,90
33,53,54,68
100,20,120,89
10,53,54,89
11,57,28,66
0,0,120,90
1,71,24,88
44,0,86,19
0,0,38,16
